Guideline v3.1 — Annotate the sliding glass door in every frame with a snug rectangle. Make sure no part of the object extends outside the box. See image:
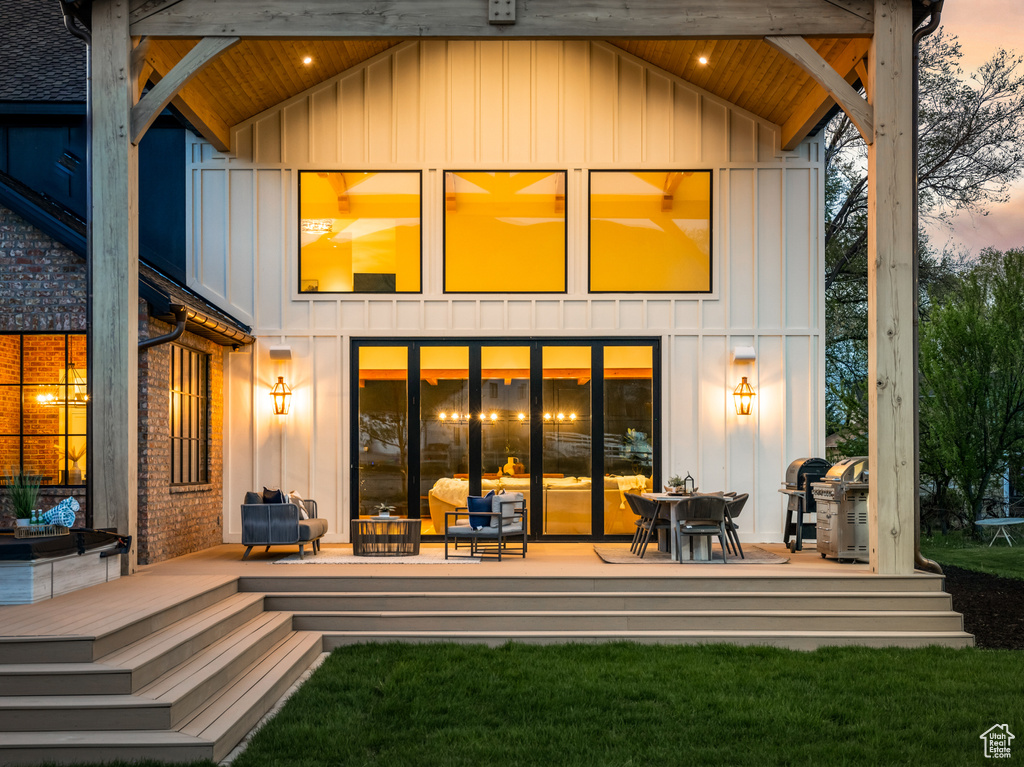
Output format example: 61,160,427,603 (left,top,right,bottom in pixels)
352,338,659,539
